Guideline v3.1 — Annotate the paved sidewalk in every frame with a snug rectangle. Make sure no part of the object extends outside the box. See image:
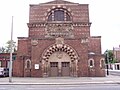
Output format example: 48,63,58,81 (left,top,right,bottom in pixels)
0,75,120,85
